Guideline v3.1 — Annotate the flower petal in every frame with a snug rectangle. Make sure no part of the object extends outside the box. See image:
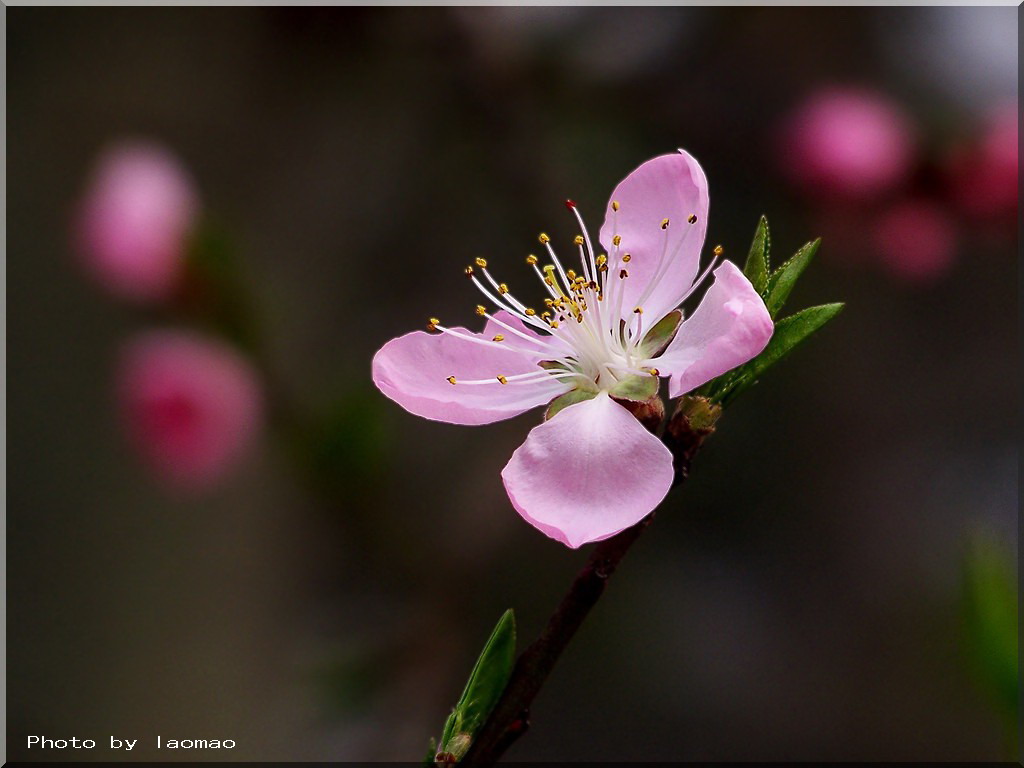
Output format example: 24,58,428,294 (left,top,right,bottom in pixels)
372,311,569,426
654,261,773,398
501,392,674,548
598,150,710,321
